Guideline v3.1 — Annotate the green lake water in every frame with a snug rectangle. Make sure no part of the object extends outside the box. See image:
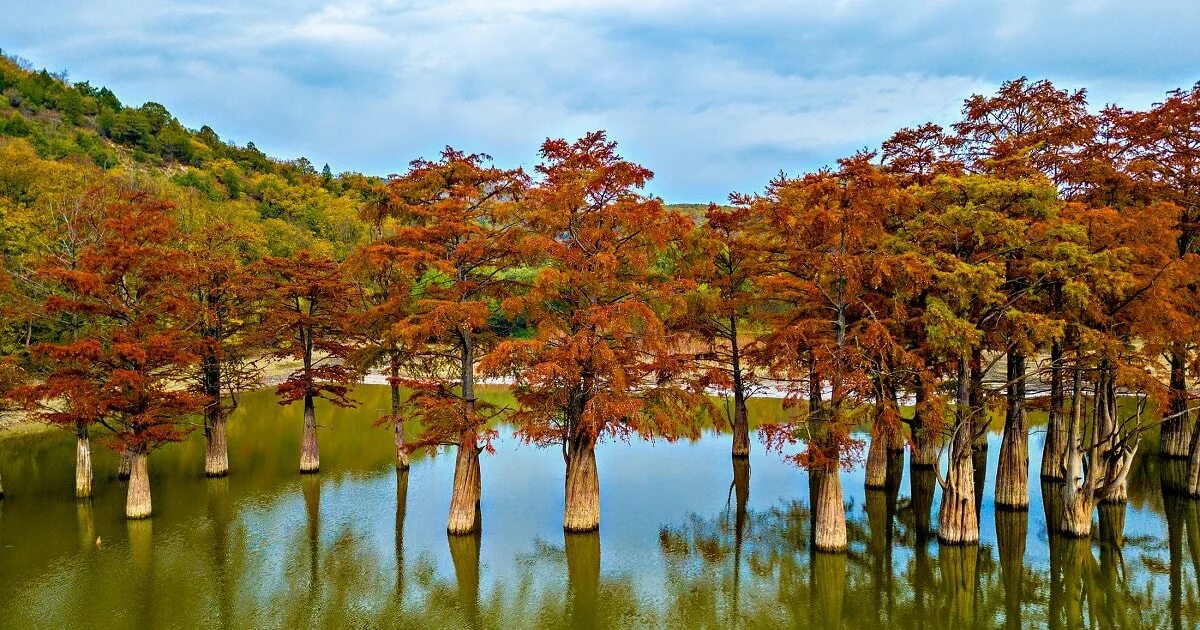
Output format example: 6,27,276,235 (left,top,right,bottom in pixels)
0,385,1196,628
